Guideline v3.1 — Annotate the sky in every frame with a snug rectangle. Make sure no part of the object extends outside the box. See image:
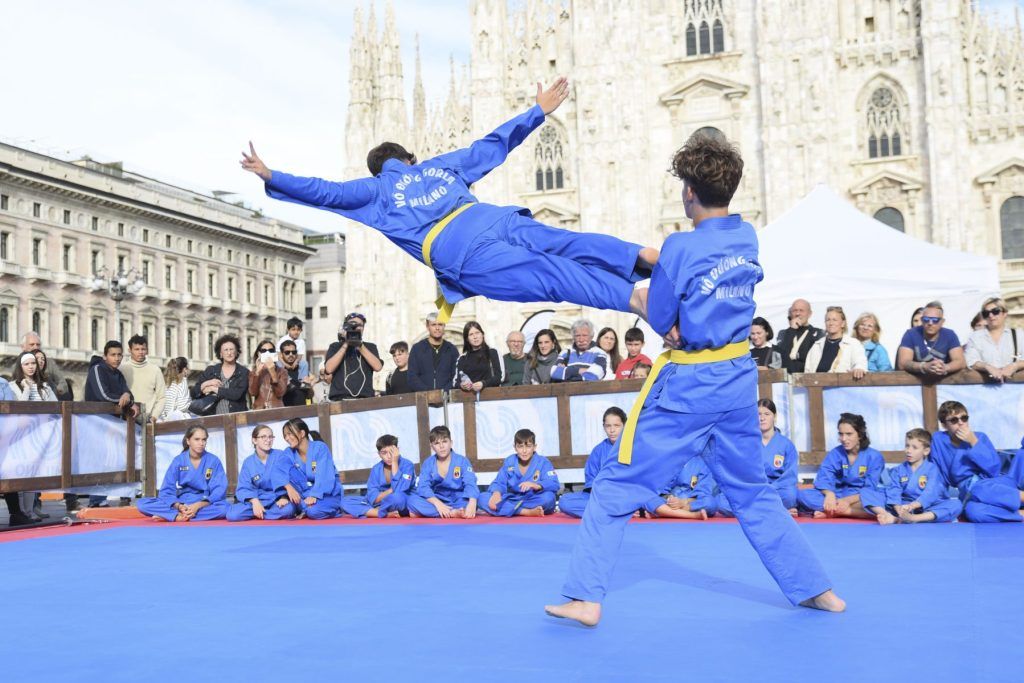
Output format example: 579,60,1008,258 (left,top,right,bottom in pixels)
1,0,1021,234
